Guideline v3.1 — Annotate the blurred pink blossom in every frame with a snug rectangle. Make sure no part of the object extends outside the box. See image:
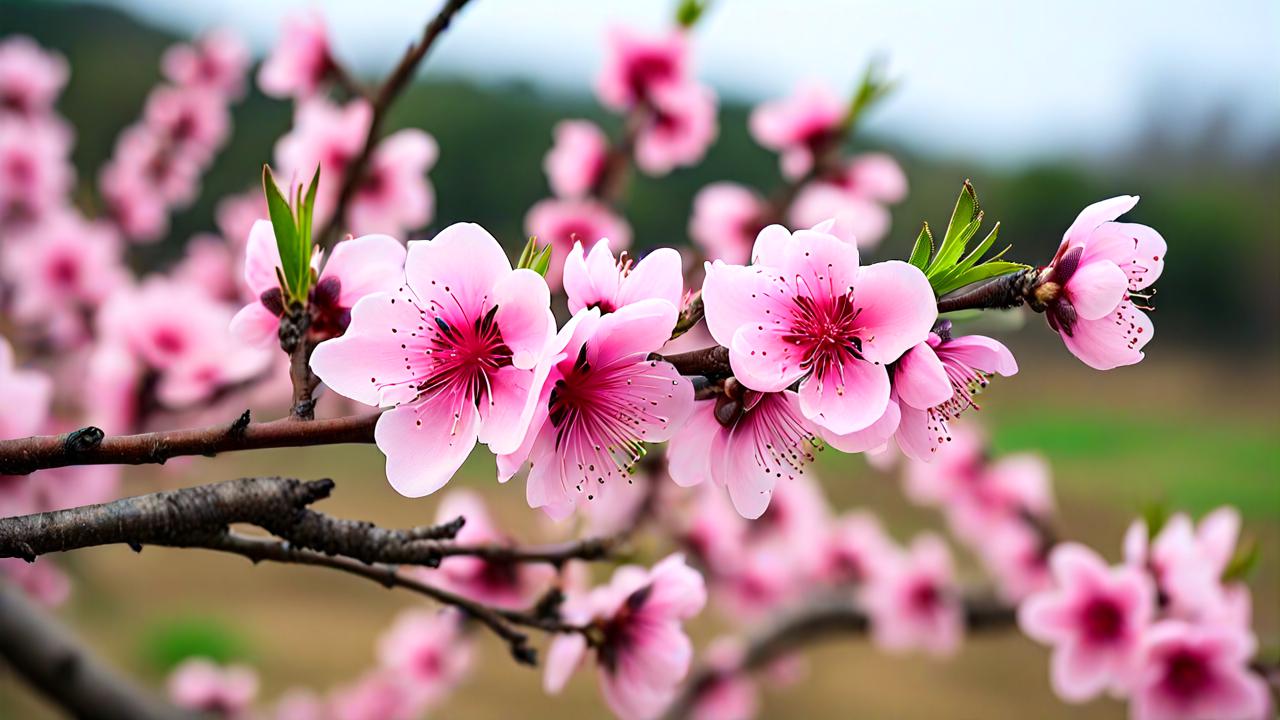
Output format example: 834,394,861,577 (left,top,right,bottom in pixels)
167,658,259,718
687,638,760,720
143,85,231,164
0,36,68,120
597,27,689,111
162,29,250,99
544,120,608,199
0,336,52,440
523,197,632,291
862,534,963,657
0,117,73,228
688,182,768,265
376,608,473,711
1131,621,1269,720
348,129,438,237
749,83,844,180
634,81,718,176
259,10,333,99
